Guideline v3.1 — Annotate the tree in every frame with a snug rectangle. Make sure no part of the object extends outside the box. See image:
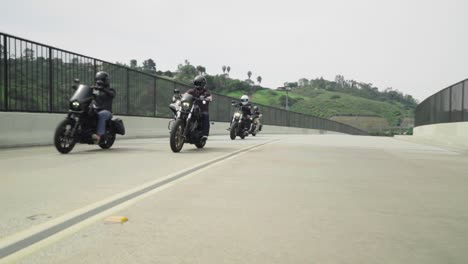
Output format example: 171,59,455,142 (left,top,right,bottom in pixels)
257,76,262,85
247,71,252,80
196,65,204,75
298,78,309,87
115,61,128,67
286,82,298,88
222,65,227,74
142,59,156,74
164,70,174,77
176,62,198,84
334,75,345,87
227,66,231,75
23,48,34,60
130,59,138,69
